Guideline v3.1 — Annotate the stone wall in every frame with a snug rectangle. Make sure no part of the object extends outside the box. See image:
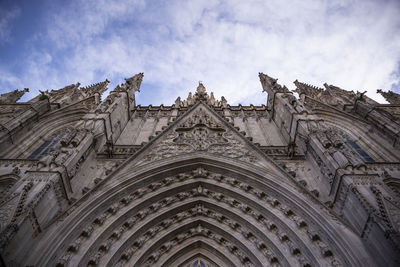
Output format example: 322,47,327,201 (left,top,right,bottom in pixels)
0,73,399,266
